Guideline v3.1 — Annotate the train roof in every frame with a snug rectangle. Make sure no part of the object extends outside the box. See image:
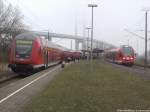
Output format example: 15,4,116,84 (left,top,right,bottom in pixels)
47,41,70,51
120,45,132,48
15,32,72,51
105,45,134,53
